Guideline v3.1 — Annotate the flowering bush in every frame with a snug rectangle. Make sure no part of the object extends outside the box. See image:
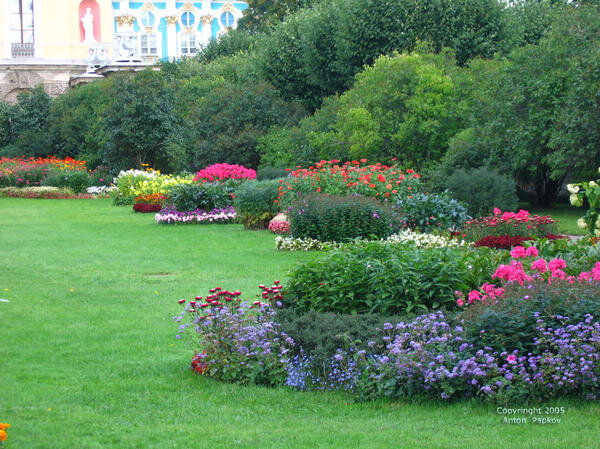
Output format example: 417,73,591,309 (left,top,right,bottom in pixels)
568,175,600,236
133,193,165,212
462,208,558,242
155,206,236,224
0,422,9,447
268,213,291,235
276,159,421,206
112,168,193,205
353,311,600,402
193,163,256,182
233,179,281,229
174,283,292,386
